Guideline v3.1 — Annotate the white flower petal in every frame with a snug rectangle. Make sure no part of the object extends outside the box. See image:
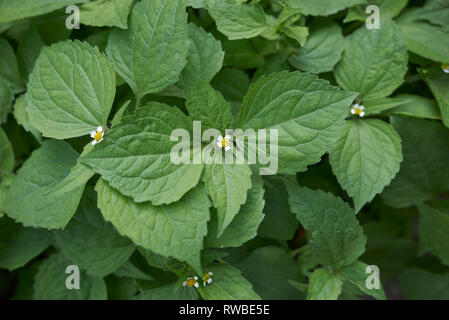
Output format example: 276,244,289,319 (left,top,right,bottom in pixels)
208,279,212,283
350,109,356,114
194,282,199,288
225,146,231,151
183,281,187,287
224,134,231,140
194,276,198,280
208,272,213,275
90,132,96,138
217,141,222,148
359,111,365,117
97,126,103,132
92,140,97,145
359,105,365,111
